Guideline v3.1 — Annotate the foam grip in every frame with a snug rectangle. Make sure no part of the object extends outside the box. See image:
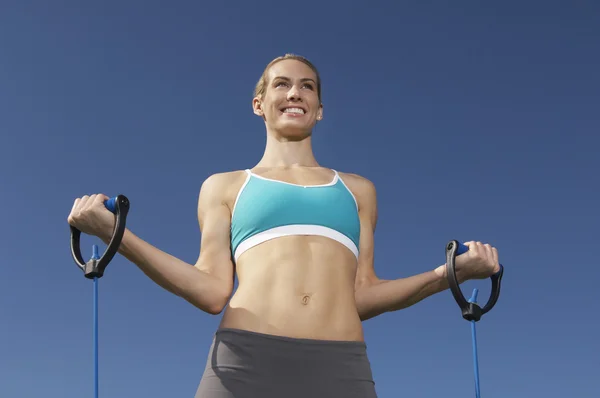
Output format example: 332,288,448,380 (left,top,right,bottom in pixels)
457,242,469,255
104,197,117,214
